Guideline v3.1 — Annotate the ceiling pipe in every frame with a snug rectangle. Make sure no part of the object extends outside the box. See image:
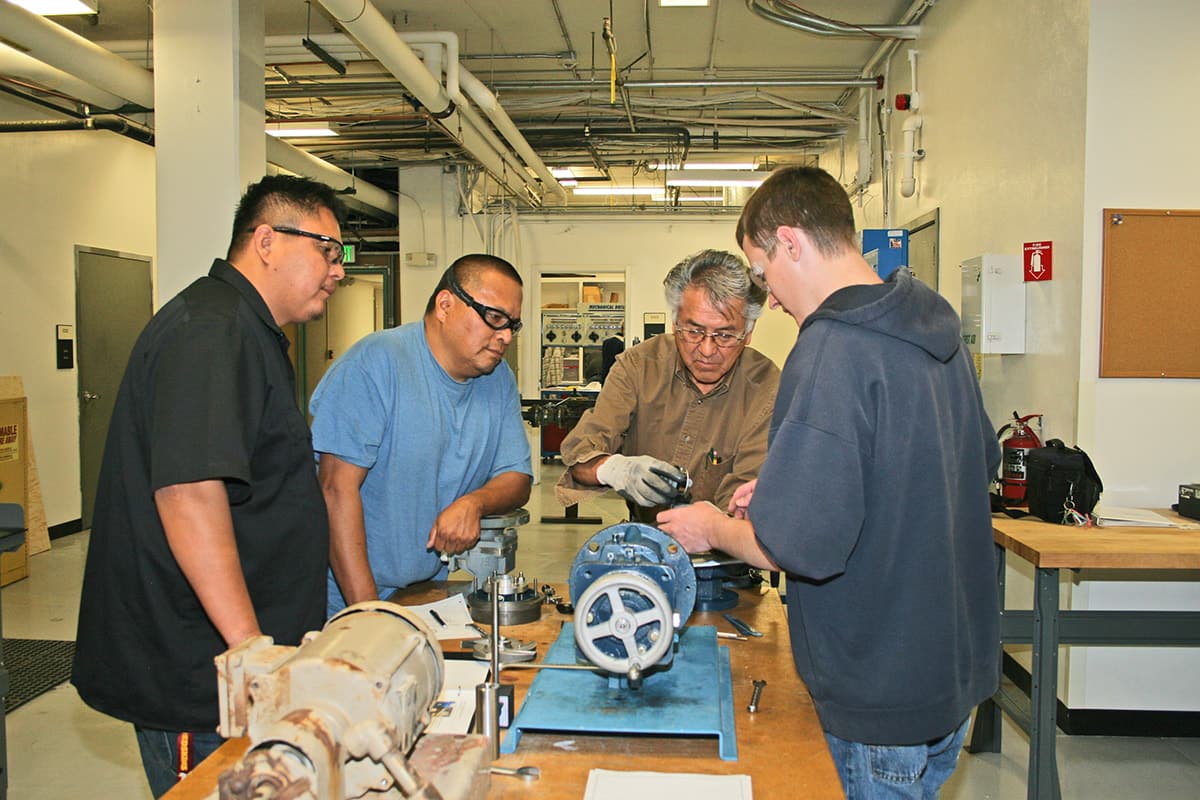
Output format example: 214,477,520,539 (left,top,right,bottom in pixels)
316,0,544,206
398,32,565,201
489,76,881,91
0,42,128,111
458,67,567,202
0,115,154,143
266,135,398,221
402,41,533,187
0,5,398,219
745,0,920,39
845,89,873,196
0,0,154,109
